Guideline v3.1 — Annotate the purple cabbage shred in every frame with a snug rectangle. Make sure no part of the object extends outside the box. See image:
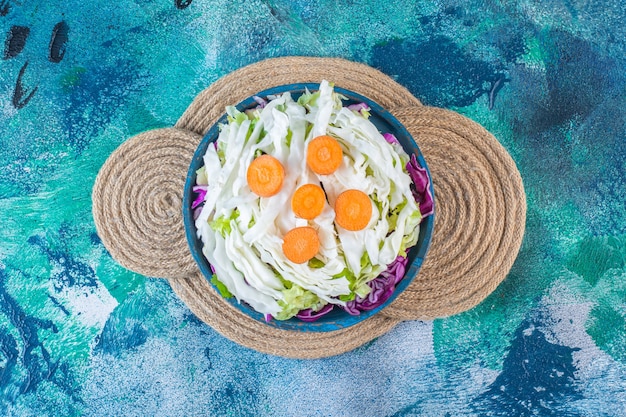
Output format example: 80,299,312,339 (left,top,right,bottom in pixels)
382,132,434,217
192,185,208,210
383,132,400,145
347,102,370,114
253,96,267,108
193,206,203,220
406,154,434,217
344,255,409,315
295,303,335,322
